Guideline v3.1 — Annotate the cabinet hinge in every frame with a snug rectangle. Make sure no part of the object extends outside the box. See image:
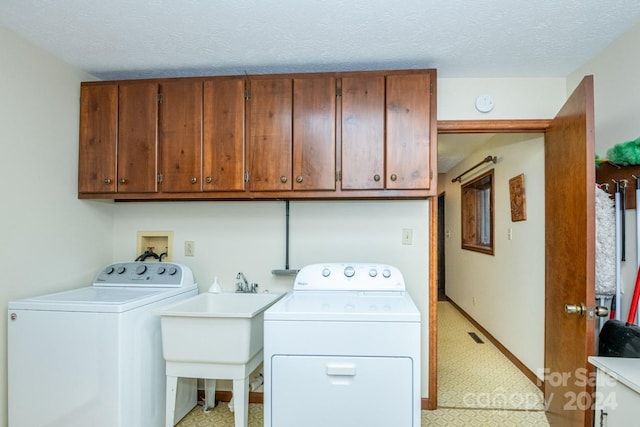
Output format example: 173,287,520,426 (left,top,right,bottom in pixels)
157,174,163,184
430,170,433,180
336,87,342,97
157,93,163,104
336,170,342,182
244,171,250,182
430,82,433,95
245,88,251,100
